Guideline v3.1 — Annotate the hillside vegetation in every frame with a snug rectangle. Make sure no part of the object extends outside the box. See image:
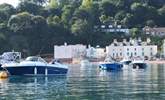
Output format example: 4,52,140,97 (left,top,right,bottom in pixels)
0,0,165,55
